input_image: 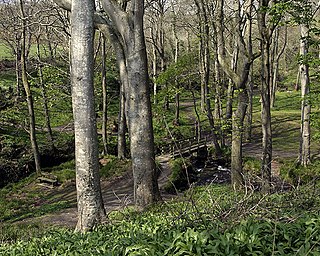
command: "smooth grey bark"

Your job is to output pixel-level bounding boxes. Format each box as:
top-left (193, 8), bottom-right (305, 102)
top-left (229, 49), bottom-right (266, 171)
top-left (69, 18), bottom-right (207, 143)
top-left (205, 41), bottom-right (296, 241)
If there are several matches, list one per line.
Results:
top-left (117, 80), bottom-right (127, 159)
top-left (70, 0), bottom-right (105, 231)
top-left (231, 90), bottom-right (248, 189)
top-left (101, 0), bottom-right (161, 208)
top-left (299, 24), bottom-right (311, 166)
top-left (19, 0), bottom-right (41, 175)
top-left (215, 0), bottom-right (255, 188)
top-left (55, 0), bottom-right (161, 208)
top-left (152, 43), bottom-right (158, 104)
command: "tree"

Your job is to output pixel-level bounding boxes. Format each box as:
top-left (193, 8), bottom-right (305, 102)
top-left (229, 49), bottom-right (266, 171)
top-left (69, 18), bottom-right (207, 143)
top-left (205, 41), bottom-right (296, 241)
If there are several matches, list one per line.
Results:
top-left (70, 0), bottom-right (105, 231)
top-left (55, 0), bottom-right (161, 209)
top-left (214, 0), bottom-right (257, 188)
top-left (299, 23), bottom-right (311, 167)
top-left (257, 0), bottom-right (275, 192)
top-left (194, 0), bottom-right (222, 155)
top-left (19, 0), bottom-right (41, 175)
top-left (100, 33), bottom-right (108, 156)
top-left (293, 0), bottom-right (316, 167)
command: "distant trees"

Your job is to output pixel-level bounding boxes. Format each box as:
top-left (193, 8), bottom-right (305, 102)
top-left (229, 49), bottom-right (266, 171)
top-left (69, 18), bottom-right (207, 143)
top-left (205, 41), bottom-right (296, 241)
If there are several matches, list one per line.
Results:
top-left (1, 0), bottom-right (317, 231)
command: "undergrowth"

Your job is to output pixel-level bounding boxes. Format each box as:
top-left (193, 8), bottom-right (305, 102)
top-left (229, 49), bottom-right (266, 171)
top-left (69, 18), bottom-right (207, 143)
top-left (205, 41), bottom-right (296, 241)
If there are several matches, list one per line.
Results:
top-left (1, 184), bottom-right (320, 255)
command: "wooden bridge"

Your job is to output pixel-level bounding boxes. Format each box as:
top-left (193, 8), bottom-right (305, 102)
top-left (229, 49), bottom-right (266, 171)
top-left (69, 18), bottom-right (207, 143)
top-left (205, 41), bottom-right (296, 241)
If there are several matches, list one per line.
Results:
top-left (159, 136), bottom-right (209, 159)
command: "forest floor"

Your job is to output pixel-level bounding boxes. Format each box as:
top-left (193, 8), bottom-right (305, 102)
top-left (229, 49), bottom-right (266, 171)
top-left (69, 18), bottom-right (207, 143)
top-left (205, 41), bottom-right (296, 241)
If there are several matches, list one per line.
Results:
top-left (13, 135), bottom-right (300, 229)
top-left (7, 94), bottom-right (316, 229)
top-left (15, 154), bottom-right (175, 228)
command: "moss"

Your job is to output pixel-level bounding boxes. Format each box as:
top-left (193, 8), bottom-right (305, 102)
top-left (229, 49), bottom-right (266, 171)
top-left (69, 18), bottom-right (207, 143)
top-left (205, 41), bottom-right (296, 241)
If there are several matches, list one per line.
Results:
top-left (164, 158), bottom-right (192, 194)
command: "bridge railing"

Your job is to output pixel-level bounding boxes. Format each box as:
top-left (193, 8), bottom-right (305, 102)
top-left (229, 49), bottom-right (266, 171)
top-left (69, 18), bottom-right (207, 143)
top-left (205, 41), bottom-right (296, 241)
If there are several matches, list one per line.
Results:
top-left (159, 135), bottom-right (209, 158)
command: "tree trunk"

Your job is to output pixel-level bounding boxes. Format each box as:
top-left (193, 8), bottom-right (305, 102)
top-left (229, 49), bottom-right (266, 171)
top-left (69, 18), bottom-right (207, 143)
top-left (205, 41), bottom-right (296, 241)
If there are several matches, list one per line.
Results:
top-left (117, 77), bottom-right (127, 159)
top-left (70, 0), bottom-right (105, 231)
top-left (299, 24), bottom-right (311, 166)
top-left (244, 66), bottom-right (253, 142)
top-left (231, 90), bottom-right (248, 189)
top-left (101, 33), bottom-right (108, 156)
top-left (271, 26), bottom-right (287, 107)
top-left (126, 28), bottom-right (161, 208)
top-left (152, 43), bottom-right (158, 105)
top-left (15, 47), bottom-right (21, 100)
top-left (19, 0), bottom-right (41, 175)
top-left (258, 1), bottom-right (272, 192)
top-left (36, 37), bottom-right (56, 153)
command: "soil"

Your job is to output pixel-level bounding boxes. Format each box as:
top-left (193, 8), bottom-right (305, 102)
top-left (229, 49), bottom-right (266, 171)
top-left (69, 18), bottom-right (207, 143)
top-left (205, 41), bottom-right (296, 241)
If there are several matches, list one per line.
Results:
top-left (17, 154), bottom-right (175, 228)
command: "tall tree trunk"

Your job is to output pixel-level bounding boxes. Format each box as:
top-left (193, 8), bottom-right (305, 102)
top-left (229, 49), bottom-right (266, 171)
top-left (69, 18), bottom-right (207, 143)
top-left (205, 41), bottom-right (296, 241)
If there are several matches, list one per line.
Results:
top-left (244, 66), bottom-right (253, 142)
top-left (258, 0), bottom-right (272, 192)
top-left (19, 0), bottom-right (41, 174)
top-left (172, 5), bottom-right (180, 125)
top-left (36, 36), bottom-right (56, 153)
top-left (126, 26), bottom-right (161, 208)
top-left (299, 24), bottom-right (311, 166)
top-left (71, 0), bottom-right (105, 231)
top-left (15, 46), bottom-right (21, 100)
top-left (101, 33), bottom-right (108, 156)
top-left (56, 0), bottom-right (161, 209)
top-left (271, 26), bottom-right (287, 107)
top-left (152, 42), bottom-right (158, 105)
top-left (231, 90), bottom-right (248, 189)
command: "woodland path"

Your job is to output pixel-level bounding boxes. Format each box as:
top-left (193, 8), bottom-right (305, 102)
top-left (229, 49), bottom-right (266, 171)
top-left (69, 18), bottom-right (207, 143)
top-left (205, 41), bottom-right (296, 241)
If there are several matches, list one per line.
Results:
top-left (18, 154), bottom-right (175, 228)
top-left (16, 99), bottom-right (303, 228)
top-left (18, 137), bottom-right (298, 228)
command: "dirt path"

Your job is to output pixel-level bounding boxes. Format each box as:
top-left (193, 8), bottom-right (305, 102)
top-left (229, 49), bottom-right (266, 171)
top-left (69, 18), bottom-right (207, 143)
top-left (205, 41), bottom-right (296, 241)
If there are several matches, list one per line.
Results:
top-left (20, 154), bottom-right (174, 228)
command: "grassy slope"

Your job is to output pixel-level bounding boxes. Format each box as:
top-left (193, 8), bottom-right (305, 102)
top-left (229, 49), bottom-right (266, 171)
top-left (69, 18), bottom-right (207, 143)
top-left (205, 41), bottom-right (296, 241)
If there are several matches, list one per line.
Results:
top-left (1, 44), bottom-right (320, 253)
top-left (0, 90), bottom-right (320, 254)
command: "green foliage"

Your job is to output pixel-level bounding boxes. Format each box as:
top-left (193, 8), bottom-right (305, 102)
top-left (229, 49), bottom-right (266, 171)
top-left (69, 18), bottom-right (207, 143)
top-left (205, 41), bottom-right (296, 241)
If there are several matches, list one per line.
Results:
top-left (243, 157), bottom-right (261, 176)
top-left (99, 155), bottom-right (131, 178)
top-left (50, 160), bottom-right (75, 183)
top-left (1, 185), bottom-right (320, 255)
top-left (0, 43), bottom-right (13, 60)
top-left (0, 223), bottom-right (50, 245)
top-left (164, 158), bottom-right (192, 193)
top-left (280, 160), bottom-right (320, 185)
top-left (156, 53), bottom-right (198, 87)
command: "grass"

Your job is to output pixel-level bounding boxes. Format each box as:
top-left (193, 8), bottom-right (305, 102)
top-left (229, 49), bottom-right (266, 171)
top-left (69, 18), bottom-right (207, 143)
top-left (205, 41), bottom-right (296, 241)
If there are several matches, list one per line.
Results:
top-left (0, 170), bottom-right (75, 224)
top-left (0, 43), bottom-right (13, 60)
top-left (0, 71), bottom-right (16, 90)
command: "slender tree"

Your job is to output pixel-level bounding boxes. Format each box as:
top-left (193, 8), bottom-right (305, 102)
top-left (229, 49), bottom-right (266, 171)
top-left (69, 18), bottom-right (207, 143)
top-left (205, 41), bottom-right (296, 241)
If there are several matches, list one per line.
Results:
top-left (299, 23), bottom-right (311, 166)
top-left (19, 0), bottom-right (41, 174)
top-left (101, 33), bottom-right (108, 156)
top-left (214, 0), bottom-right (257, 188)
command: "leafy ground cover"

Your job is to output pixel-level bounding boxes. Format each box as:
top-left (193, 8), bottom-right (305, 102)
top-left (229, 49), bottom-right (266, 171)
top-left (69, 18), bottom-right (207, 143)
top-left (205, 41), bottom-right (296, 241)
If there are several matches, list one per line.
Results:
top-left (1, 184), bottom-right (320, 255)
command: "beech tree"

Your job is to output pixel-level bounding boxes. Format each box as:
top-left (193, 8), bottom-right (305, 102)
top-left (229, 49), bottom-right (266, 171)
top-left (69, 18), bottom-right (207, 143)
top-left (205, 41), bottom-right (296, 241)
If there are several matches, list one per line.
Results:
top-left (55, 0), bottom-right (161, 209)
top-left (70, 0), bottom-right (105, 231)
